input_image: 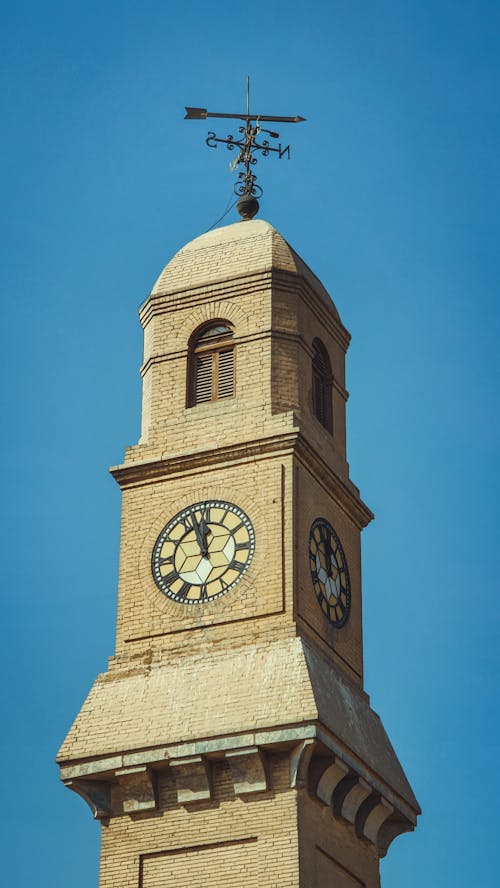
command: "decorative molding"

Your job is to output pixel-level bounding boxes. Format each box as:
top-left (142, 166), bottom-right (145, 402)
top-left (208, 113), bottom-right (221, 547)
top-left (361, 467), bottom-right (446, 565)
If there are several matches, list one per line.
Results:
top-left (173, 299), bottom-right (250, 351)
top-left (59, 723), bottom-right (417, 856)
top-left (110, 430), bottom-right (372, 530)
top-left (110, 430), bottom-right (298, 488)
top-left (271, 273), bottom-right (350, 352)
top-left (59, 755), bottom-right (123, 781)
top-left (123, 748), bottom-right (169, 768)
top-left (378, 815), bottom-right (415, 858)
top-left (139, 267), bottom-right (350, 353)
top-left (140, 271), bottom-right (269, 327)
top-left (64, 779), bottom-right (111, 820)
top-left (290, 738), bottom-right (316, 788)
top-left (294, 434), bottom-right (373, 528)
top-left (358, 796), bottom-right (394, 845)
top-left (338, 777), bottom-right (372, 825)
top-left (316, 757), bottom-right (350, 806)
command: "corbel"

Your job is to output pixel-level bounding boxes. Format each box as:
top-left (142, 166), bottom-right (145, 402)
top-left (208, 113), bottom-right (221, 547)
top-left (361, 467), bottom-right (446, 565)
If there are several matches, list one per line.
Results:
top-left (334, 776), bottom-right (371, 824)
top-left (115, 765), bottom-right (157, 813)
top-left (289, 738), bottom-right (316, 789)
top-left (169, 755), bottom-right (212, 804)
top-left (225, 747), bottom-right (267, 795)
top-left (316, 757), bottom-right (350, 807)
top-left (64, 778), bottom-right (111, 820)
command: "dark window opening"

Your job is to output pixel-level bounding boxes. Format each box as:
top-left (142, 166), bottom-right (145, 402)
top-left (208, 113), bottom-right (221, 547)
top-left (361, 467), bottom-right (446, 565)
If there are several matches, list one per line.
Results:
top-left (312, 338), bottom-right (333, 434)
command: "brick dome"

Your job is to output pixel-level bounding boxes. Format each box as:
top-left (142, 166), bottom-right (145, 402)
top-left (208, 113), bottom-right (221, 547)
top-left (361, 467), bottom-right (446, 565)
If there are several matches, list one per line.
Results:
top-left (150, 219), bottom-right (340, 320)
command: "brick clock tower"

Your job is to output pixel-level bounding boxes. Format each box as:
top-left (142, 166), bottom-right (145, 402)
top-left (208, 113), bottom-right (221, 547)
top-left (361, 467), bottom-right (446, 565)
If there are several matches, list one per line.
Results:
top-left (57, 219), bottom-right (419, 887)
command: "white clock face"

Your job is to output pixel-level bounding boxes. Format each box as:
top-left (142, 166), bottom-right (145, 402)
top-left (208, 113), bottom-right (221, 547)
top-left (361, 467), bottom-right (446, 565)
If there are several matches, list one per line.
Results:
top-left (151, 500), bottom-right (255, 604)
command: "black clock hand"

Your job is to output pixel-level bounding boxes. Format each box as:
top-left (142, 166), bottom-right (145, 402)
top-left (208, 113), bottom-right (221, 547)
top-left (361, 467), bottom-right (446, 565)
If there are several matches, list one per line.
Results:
top-left (192, 514), bottom-right (210, 557)
top-left (199, 519), bottom-right (210, 557)
top-left (324, 537), bottom-right (333, 578)
top-left (192, 515), bottom-right (206, 555)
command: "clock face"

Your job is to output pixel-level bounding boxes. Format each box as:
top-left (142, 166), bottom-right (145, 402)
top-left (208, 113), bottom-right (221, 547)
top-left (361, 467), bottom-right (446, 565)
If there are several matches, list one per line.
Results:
top-left (309, 518), bottom-right (351, 628)
top-left (151, 500), bottom-right (255, 604)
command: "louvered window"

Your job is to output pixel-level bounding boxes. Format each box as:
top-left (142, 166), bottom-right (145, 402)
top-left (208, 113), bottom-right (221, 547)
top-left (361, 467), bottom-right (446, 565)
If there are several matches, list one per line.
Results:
top-left (312, 339), bottom-right (333, 434)
top-left (217, 348), bottom-right (234, 398)
top-left (194, 353), bottom-right (213, 403)
top-left (189, 323), bottom-right (235, 406)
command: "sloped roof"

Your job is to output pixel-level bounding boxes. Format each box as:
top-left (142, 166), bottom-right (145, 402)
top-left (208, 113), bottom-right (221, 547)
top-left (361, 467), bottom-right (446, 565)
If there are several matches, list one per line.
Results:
top-left (150, 219), bottom-right (340, 320)
top-left (57, 636), bottom-right (418, 813)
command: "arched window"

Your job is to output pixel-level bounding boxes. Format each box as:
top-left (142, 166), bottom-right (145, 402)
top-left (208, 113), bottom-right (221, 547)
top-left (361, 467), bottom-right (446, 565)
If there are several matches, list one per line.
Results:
top-left (312, 338), bottom-right (333, 433)
top-left (188, 322), bottom-right (235, 406)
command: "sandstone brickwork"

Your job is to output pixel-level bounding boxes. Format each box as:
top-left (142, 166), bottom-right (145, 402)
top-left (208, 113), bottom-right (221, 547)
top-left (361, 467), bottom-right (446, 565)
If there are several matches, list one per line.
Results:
top-left (57, 219), bottom-right (419, 887)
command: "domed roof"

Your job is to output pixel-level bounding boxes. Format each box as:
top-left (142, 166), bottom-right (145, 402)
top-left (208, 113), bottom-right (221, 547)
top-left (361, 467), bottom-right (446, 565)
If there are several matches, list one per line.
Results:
top-left (150, 219), bottom-right (339, 320)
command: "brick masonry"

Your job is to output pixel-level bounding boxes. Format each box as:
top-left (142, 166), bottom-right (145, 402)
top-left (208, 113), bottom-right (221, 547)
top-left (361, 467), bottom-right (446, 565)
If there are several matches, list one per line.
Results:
top-left (57, 219), bottom-right (419, 887)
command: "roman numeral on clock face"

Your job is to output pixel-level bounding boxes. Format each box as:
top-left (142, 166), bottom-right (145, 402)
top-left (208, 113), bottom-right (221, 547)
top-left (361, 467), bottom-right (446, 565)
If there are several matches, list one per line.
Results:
top-left (234, 541), bottom-right (250, 552)
top-left (176, 581), bottom-right (191, 600)
top-left (199, 505), bottom-right (211, 522)
top-left (231, 521), bottom-right (244, 534)
top-left (160, 569), bottom-right (178, 587)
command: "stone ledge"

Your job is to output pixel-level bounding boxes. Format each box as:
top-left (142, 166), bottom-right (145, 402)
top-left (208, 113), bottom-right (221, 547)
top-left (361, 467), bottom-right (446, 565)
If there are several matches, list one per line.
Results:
top-left (61, 725), bottom-right (416, 856)
top-left (109, 429), bottom-right (299, 487)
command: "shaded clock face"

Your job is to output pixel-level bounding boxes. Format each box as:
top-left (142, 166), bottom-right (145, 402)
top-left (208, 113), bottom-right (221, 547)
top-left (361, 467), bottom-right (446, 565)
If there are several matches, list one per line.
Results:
top-left (309, 518), bottom-right (351, 628)
top-left (151, 500), bottom-right (255, 604)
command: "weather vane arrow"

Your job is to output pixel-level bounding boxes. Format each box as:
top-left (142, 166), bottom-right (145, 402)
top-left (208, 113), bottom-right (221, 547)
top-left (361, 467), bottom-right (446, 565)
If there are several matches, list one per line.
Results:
top-left (184, 77), bottom-right (306, 220)
top-left (185, 107), bottom-right (306, 124)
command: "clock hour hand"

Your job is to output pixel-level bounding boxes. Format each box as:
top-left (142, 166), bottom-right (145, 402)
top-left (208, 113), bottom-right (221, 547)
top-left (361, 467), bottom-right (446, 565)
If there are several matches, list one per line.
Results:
top-left (192, 515), bottom-right (205, 554)
top-left (193, 514), bottom-right (209, 558)
top-left (324, 538), bottom-right (333, 578)
top-left (199, 518), bottom-right (210, 557)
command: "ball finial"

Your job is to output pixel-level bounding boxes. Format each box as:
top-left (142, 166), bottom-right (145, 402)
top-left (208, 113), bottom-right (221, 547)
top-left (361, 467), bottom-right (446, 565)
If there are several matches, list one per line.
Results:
top-left (237, 194), bottom-right (260, 220)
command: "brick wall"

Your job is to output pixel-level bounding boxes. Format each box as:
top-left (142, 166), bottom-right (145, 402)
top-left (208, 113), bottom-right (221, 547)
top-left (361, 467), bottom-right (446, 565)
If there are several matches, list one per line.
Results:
top-left (99, 753), bottom-right (299, 888)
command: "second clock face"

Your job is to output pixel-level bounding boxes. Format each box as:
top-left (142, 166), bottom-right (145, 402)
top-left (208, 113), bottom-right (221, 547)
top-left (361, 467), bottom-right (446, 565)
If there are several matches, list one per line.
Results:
top-left (151, 500), bottom-right (255, 604)
top-left (309, 518), bottom-right (351, 628)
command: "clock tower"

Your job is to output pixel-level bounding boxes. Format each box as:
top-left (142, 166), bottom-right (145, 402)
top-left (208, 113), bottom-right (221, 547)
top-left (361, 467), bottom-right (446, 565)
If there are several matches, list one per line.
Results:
top-left (57, 218), bottom-right (419, 887)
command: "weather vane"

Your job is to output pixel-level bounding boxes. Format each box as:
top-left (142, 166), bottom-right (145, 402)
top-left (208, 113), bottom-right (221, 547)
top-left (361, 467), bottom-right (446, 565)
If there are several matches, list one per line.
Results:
top-left (185, 76), bottom-right (305, 219)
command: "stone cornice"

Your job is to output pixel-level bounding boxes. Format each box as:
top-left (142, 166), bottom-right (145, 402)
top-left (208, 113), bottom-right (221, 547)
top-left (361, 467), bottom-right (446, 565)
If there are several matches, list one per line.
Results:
top-left (60, 723), bottom-right (417, 856)
top-left (272, 272), bottom-right (350, 352)
top-left (294, 433), bottom-right (373, 528)
top-left (110, 430), bottom-right (298, 488)
top-left (109, 431), bottom-right (372, 528)
top-left (139, 268), bottom-right (350, 353)
top-left (139, 271), bottom-right (268, 327)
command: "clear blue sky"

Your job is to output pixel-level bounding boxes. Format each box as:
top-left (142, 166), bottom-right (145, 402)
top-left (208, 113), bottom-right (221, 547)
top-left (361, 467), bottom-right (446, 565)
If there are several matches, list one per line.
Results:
top-left (1, 1), bottom-right (499, 885)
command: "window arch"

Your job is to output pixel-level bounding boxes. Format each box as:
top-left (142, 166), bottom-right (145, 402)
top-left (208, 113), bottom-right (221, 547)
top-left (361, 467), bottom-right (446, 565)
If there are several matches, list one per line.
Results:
top-left (188, 322), bottom-right (235, 406)
top-left (312, 338), bottom-right (333, 433)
